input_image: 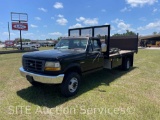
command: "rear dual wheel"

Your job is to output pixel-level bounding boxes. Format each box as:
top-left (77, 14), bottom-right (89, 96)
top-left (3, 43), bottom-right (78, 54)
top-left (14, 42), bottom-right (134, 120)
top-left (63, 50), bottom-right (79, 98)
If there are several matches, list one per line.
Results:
top-left (122, 58), bottom-right (131, 70)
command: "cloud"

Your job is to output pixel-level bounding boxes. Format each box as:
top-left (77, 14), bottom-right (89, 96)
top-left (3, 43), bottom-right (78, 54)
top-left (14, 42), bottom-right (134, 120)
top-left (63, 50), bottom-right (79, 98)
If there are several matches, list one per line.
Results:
top-left (38, 8), bottom-right (47, 12)
top-left (58, 14), bottom-right (64, 18)
top-left (84, 18), bottom-right (98, 25)
top-left (69, 23), bottom-right (83, 28)
top-left (105, 23), bottom-right (116, 31)
top-left (24, 33), bottom-right (34, 36)
top-left (56, 18), bottom-right (68, 25)
top-left (153, 8), bottom-right (158, 13)
top-left (118, 22), bottom-right (130, 30)
top-left (76, 17), bottom-right (85, 22)
top-left (126, 0), bottom-right (158, 7)
top-left (48, 32), bottom-right (62, 36)
top-left (2, 32), bottom-right (9, 35)
top-left (31, 24), bottom-right (38, 28)
top-left (137, 20), bottom-right (160, 31)
top-left (76, 17), bottom-right (98, 25)
top-left (105, 23), bottom-right (109, 25)
top-left (35, 17), bottom-right (41, 20)
top-left (56, 15), bottom-right (68, 25)
top-left (53, 2), bottom-right (63, 9)
top-left (41, 34), bottom-right (46, 37)
top-left (112, 18), bottom-right (124, 24)
top-left (120, 7), bottom-right (131, 12)
top-left (2, 32), bottom-right (15, 36)
top-left (112, 18), bottom-right (134, 32)
top-left (111, 26), bottom-right (116, 31)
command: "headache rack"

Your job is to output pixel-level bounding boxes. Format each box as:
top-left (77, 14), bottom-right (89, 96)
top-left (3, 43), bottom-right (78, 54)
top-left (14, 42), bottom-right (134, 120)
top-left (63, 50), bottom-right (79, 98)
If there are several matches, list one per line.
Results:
top-left (68, 25), bottom-right (138, 58)
top-left (68, 25), bottom-right (111, 58)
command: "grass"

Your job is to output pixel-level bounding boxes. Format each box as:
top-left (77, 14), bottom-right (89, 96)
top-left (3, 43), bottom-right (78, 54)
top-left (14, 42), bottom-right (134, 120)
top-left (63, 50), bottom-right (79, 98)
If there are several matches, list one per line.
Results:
top-left (0, 48), bottom-right (160, 120)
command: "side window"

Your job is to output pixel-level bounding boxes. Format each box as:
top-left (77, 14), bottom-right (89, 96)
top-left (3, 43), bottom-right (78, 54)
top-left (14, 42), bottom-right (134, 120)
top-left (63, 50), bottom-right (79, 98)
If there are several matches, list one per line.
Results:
top-left (73, 40), bottom-right (79, 47)
top-left (92, 40), bottom-right (101, 51)
top-left (88, 44), bottom-right (93, 52)
top-left (61, 40), bottom-right (69, 47)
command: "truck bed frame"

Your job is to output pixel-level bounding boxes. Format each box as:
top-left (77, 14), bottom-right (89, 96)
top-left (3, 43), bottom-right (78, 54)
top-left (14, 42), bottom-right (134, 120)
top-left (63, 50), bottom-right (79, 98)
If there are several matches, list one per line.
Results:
top-left (69, 25), bottom-right (138, 70)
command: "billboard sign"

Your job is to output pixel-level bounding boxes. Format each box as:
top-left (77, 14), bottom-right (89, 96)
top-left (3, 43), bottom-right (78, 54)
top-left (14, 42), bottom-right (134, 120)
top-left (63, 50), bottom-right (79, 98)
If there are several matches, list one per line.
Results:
top-left (12, 22), bottom-right (28, 31)
top-left (5, 40), bottom-right (14, 47)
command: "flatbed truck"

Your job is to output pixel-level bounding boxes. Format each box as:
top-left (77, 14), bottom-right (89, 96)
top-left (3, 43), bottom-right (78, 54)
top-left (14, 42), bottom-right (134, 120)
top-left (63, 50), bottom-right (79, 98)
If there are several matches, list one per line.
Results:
top-left (19, 25), bottom-right (138, 97)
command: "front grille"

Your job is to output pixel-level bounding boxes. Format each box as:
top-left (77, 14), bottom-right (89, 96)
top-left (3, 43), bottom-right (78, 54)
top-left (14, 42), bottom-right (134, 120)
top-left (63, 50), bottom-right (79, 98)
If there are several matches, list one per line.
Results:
top-left (23, 58), bottom-right (45, 72)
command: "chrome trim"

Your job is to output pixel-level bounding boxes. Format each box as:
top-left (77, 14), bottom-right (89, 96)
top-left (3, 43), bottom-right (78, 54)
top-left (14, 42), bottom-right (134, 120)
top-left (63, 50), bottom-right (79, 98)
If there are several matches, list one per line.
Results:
top-left (19, 67), bottom-right (64, 84)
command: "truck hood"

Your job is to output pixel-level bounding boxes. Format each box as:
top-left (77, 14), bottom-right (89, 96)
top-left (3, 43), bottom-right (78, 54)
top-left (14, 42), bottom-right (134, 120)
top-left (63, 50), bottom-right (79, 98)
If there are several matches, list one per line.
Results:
top-left (23, 49), bottom-right (85, 60)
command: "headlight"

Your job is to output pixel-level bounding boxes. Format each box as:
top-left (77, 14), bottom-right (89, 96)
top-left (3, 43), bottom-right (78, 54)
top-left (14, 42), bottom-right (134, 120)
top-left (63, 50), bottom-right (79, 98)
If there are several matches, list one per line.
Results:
top-left (45, 61), bottom-right (61, 71)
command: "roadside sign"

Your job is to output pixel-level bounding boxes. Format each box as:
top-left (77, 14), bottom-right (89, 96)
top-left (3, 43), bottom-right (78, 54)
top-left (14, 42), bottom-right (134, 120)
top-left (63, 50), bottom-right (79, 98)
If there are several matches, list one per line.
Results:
top-left (12, 22), bottom-right (28, 31)
top-left (5, 40), bottom-right (14, 47)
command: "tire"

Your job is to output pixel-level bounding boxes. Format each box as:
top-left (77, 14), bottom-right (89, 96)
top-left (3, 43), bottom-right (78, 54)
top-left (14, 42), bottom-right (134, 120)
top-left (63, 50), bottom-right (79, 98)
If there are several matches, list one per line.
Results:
top-left (61, 72), bottom-right (81, 97)
top-left (29, 81), bottom-right (42, 87)
top-left (122, 58), bottom-right (131, 71)
top-left (26, 75), bottom-right (43, 87)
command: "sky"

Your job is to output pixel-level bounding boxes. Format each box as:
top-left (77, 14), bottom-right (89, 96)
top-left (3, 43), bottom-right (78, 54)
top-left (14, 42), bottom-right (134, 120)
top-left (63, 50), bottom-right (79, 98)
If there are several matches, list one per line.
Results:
top-left (0, 0), bottom-right (160, 41)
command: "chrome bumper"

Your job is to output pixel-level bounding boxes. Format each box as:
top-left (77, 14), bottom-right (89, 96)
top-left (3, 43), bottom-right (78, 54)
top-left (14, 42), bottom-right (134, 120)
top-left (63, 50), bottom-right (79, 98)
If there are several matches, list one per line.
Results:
top-left (19, 67), bottom-right (64, 84)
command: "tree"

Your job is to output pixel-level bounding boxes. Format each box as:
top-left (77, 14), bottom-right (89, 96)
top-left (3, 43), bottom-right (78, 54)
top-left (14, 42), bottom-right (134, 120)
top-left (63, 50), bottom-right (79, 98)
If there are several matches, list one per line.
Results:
top-left (125, 30), bottom-right (136, 36)
top-left (24, 39), bottom-right (31, 42)
top-left (0, 40), bottom-right (2, 43)
top-left (57, 37), bottom-right (62, 41)
top-left (97, 34), bottom-right (105, 39)
top-left (153, 31), bottom-right (159, 35)
top-left (46, 38), bottom-right (53, 41)
top-left (14, 38), bottom-right (31, 43)
top-left (112, 30), bottom-right (136, 36)
top-left (112, 33), bottom-right (122, 36)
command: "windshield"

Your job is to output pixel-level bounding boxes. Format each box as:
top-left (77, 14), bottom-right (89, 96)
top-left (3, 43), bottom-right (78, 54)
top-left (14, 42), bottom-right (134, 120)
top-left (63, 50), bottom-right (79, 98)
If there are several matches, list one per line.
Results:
top-left (55, 38), bottom-right (88, 50)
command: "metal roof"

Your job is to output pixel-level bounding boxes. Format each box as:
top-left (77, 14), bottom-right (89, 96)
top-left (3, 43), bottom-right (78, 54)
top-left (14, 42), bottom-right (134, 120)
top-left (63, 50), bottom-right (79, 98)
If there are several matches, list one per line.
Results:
top-left (139, 34), bottom-right (160, 40)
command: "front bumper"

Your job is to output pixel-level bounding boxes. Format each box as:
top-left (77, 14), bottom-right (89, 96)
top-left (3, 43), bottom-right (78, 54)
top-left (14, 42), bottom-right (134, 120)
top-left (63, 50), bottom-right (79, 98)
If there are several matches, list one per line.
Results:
top-left (19, 67), bottom-right (64, 84)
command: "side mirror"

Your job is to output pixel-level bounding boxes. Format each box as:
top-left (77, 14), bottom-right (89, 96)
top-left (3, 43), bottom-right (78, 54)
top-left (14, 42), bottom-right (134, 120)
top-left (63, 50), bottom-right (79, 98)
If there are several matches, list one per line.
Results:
top-left (101, 43), bottom-right (107, 52)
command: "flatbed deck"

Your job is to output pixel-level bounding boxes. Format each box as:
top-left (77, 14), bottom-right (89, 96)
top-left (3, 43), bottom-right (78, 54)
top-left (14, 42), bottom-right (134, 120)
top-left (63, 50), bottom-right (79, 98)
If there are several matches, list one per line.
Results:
top-left (109, 50), bottom-right (134, 57)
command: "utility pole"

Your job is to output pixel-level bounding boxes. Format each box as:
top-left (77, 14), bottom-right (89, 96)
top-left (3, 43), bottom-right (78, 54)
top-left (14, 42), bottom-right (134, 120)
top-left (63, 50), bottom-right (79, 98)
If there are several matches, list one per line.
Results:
top-left (8, 22), bottom-right (10, 41)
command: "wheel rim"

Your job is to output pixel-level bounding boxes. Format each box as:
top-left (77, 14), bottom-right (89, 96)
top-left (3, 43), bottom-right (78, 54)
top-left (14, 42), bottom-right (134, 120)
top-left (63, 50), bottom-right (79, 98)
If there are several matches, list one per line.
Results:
top-left (127, 60), bottom-right (130, 69)
top-left (68, 77), bottom-right (78, 93)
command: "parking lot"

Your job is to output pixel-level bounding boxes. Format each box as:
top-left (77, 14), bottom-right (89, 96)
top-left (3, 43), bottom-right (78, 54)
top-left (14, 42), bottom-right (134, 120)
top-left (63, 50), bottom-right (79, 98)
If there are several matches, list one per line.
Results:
top-left (0, 44), bottom-right (5, 48)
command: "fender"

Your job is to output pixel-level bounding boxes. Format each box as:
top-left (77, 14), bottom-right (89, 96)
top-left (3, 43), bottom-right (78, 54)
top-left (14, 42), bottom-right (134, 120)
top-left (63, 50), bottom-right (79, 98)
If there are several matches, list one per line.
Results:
top-left (63, 63), bottom-right (82, 74)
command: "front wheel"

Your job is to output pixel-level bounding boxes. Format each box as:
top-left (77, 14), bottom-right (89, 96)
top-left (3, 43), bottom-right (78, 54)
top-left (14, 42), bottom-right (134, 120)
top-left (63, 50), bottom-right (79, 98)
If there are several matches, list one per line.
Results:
top-left (61, 72), bottom-right (81, 97)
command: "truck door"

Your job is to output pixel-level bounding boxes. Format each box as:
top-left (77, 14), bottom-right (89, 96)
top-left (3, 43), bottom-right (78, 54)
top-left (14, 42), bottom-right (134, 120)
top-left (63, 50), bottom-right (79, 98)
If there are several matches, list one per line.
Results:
top-left (85, 39), bottom-right (104, 70)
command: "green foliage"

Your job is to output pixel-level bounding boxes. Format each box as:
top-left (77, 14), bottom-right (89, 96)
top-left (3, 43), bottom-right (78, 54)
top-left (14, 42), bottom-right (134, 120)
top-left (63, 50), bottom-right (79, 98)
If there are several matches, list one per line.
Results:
top-left (153, 32), bottom-right (160, 35)
top-left (57, 37), bottom-right (62, 41)
top-left (97, 34), bottom-right (105, 39)
top-left (153, 32), bottom-right (157, 35)
top-left (46, 38), bottom-right (53, 41)
top-left (112, 30), bottom-right (137, 36)
top-left (14, 38), bottom-right (31, 42)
